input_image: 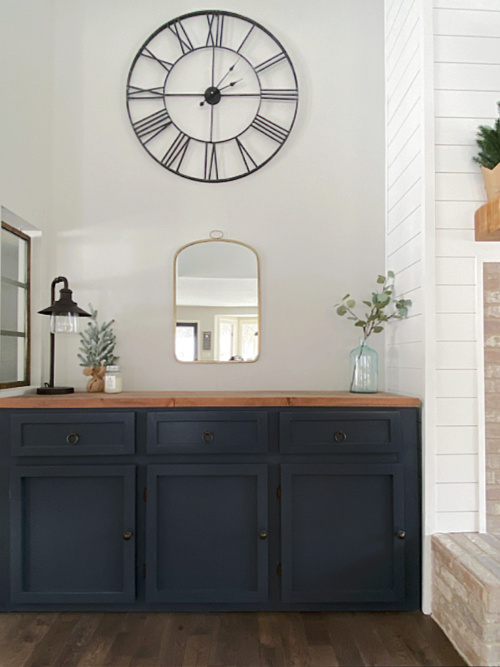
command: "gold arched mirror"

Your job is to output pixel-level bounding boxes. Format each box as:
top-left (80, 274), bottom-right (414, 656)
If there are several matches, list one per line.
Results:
top-left (174, 238), bottom-right (260, 362)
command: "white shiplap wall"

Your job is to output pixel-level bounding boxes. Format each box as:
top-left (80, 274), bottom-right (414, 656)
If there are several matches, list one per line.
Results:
top-left (433, 0), bottom-right (500, 532)
top-left (385, 0), bottom-right (426, 398)
top-left (385, 0), bottom-right (434, 612)
top-left (385, 0), bottom-right (500, 611)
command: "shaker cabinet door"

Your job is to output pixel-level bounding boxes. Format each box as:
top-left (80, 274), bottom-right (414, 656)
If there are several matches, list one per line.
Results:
top-left (146, 464), bottom-right (268, 604)
top-left (281, 463), bottom-right (406, 604)
top-left (10, 465), bottom-right (136, 604)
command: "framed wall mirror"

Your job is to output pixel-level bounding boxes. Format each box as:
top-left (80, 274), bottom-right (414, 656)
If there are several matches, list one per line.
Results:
top-left (174, 238), bottom-right (260, 363)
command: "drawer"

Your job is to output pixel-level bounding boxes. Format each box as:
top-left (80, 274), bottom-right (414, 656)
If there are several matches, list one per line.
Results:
top-left (10, 412), bottom-right (135, 456)
top-left (146, 411), bottom-right (268, 454)
top-left (279, 411), bottom-right (401, 454)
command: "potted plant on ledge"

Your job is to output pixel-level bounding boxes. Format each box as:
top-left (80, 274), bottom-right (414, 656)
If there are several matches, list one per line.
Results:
top-left (474, 101), bottom-right (500, 202)
top-left (77, 304), bottom-right (119, 392)
top-left (335, 272), bottom-right (411, 393)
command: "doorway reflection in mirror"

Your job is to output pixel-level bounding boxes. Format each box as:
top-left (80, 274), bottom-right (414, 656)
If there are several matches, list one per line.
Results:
top-left (174, 239), bottom-right (260, 363)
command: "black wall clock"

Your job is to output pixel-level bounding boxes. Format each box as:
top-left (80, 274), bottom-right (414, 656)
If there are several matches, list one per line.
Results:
top-left (126, 10), bottom-right (299, 183)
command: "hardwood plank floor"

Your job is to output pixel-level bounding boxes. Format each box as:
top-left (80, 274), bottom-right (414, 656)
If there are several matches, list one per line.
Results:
top-left (0, 612), bottom-right (466, 667)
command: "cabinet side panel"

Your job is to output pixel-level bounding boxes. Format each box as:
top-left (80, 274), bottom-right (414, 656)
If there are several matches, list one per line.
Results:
top-left (0, 412), bottom-right (9, 609)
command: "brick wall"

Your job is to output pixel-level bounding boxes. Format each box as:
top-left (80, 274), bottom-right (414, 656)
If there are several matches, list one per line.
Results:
top-left (432, 533), bottom-right (500, 666)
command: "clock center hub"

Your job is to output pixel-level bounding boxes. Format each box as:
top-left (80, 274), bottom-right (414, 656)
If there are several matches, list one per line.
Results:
top-left (204, 87), bottom-right (221, 106)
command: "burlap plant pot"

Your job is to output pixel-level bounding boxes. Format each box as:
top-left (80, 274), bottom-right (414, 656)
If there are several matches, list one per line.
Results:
top-left (83, 365), bottom-right (106, 392)
top-left (482, 164), bottom-right (500, 201)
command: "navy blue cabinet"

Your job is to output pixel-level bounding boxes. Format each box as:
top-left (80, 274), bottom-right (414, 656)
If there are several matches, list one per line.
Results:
top-left (146, 464), bottom-right (268, 603)
top-left (10, 465), bottom-right (136, 604)
top-left (146, 411), bottom-right (268, 454)
top-left (279, 410), bottom-right (402, 454)
top-left (281, 463), bottom-right (405, 604)
top-left (10, 411), bottom-right (135, 456)
top-left (0, 403), bottom-right (420, 611)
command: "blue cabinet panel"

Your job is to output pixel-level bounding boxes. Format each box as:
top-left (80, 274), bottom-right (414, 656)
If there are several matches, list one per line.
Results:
top-left (11, 465), bottom-right (136, 604)
top-left (146, 463), bottom-right (268, 603)
top-left (10, 412), bottom-right (135, 456)
top-left (281, 463), bottom-right (405, 603)
top-left (280, 411), bottom-right (401, 453)
top-left (146, 410), bottom-right (268, 454)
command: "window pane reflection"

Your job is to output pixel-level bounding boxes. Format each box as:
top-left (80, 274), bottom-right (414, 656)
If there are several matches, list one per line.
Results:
top-left (0, 334), bottom-right (25, 383)
top-left (175, 323), bottom-right (198, 362)
top-left (0, 222), bottom-right (30, 388)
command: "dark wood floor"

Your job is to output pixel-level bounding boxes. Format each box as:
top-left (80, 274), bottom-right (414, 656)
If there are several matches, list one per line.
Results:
top-left (0, 611), bottom-right (466, 667)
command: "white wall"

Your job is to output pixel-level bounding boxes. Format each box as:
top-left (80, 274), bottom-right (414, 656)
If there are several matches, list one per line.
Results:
top-left (43, 0), bottom-right (386, 392)
top-left (385, 0), bottom-right (500, 612)
top-left (0, 0), bottom-right (53, 391)
top-left (433, 0), bottom-right (500, 534)
top-left (384, 0), bottom-right (427, 397)
top-left (0, 0), bottom-right (52, 226)
top-left (385, 0), bottom-right (437, 613)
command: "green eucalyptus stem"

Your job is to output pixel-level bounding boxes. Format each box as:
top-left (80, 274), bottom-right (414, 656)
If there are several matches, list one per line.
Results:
top-left (335, 271), bottom-right (412, 391)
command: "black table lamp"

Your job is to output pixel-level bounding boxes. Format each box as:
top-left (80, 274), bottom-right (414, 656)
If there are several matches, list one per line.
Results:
top-left (37, 276), bottom-right (91, 394)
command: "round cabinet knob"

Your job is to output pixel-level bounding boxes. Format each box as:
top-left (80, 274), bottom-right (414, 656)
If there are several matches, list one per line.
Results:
top-left (258, 531), bottom-right (268, 540)
top-left (66, 432), bottom-right (79, 446)
top-left (202, 430), bottom-right (214, 444)
top-left (334, 430), bottom-right (347, 444)
top-left (396, 530), bottom-right (406, 539)
top-left (122, 531), bottom-right (133, 541)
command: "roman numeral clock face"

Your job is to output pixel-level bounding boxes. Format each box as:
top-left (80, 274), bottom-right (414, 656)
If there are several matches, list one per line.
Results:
top-left (126, 10), bottom-right (299, 182)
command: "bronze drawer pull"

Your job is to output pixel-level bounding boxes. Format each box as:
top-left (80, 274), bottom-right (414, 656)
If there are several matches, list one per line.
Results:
top-left (202, 430), bottom-right (214, 444)
top-left (396, 530), bottom-right (406, 539)
top-left (334, 430), bottom-right (347, 443)
top-left (122, 531), bottom-right (133, 541)
top-left (66, 432), bottom-right (79, 446)
top-left (259, 531), bottom-right (268, 540)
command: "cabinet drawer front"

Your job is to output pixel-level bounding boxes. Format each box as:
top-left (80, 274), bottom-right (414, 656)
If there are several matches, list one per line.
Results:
top-left (10, 412), bottom-right (135, 456)
top-left (146, 411), bottom-right (268, 454)
top-left (280, 411), bottom-right (401, 453)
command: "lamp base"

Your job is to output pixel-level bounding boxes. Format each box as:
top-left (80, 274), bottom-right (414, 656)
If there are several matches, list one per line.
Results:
top-left (37, 386), bottom-right (75, 395)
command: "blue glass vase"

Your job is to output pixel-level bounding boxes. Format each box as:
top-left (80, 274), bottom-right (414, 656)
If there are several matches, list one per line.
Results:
top-left (349, 339), bottom-right (378, 393)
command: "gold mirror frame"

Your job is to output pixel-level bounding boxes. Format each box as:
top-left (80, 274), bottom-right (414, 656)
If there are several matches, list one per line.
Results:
top-left (174, 238), bottom-right (260, 363)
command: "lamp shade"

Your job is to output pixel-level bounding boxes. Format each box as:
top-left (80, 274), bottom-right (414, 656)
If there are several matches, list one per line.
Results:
top-left (39, 285), bottom-right (91, 334)
top-left (38, 285), bottom-right (91, 317)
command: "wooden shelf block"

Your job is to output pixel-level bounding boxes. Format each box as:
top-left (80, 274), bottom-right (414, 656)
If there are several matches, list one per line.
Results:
top-left (475, 197), bottom-right (500, 241)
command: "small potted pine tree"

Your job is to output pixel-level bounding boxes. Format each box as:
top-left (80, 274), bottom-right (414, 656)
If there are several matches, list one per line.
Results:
top-left (474, 101), bottom-right (500, 201)
top-left (77, 304), bottom-right (119, 392)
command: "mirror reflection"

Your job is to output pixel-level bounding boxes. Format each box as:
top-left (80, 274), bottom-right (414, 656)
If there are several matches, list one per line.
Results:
top-left (174, 239), bottom-right (260, 363)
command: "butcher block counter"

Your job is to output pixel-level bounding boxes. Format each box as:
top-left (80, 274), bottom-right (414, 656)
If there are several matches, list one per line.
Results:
top-left (0, 390), bottom-right (421, 409)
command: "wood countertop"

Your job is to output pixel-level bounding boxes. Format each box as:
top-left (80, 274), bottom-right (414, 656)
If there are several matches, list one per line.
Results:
top-left (0, 391), bottom-right (421, 409)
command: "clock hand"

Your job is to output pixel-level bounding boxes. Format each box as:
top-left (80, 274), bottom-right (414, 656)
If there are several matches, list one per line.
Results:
top-left (215, 60), bottom-right (239, 89)
top-left (219, 78), bottom-right (243, 92)
top-left (200, 79), bottom-right (242, 107)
